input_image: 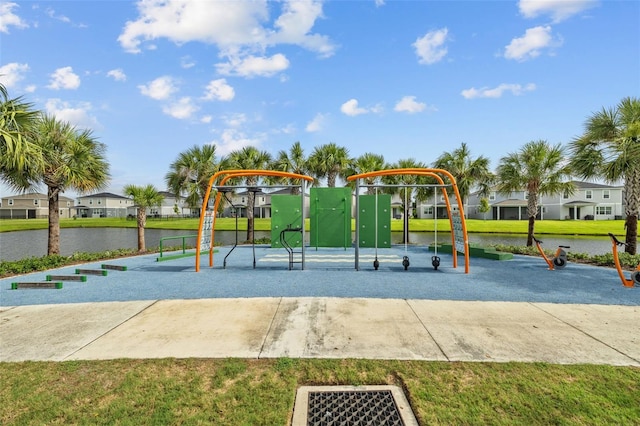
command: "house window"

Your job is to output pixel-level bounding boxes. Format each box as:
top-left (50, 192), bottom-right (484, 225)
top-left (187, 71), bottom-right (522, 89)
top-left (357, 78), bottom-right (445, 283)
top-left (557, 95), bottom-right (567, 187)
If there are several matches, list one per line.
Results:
top-left (97, 200), bottom-right (101, 205)
top-left (8, 199), bottom-right (14, 206)
top-left (596, 206), bottom-right (612, 215)
top-left (563, 190), bottom-right (570, 199)
top-left (89, 199), bottom-right (93, 205)
top-left (603, 190), bottom-right (610, 199)
top-left (150, 208), bottom-right (159, 215)
top-left (66, 201), bottom-right (71, 207)
top-left (241, 197), bottom-right (245, 203)
top-left (33, 199), bottom-right (39, 205)
top-left (585, 190), bottom-right (593, 199)
top-left (489, 192), bottom-right (496, 201)
top-left (423, 206), bottom-right (433, 215)
top-left (59, 209), bottom-right (64, 215)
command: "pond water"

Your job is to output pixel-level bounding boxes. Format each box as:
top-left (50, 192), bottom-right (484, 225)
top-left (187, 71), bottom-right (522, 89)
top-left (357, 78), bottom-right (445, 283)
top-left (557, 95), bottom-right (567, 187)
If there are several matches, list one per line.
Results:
top-left (0, 228), bottom-right (613, 262)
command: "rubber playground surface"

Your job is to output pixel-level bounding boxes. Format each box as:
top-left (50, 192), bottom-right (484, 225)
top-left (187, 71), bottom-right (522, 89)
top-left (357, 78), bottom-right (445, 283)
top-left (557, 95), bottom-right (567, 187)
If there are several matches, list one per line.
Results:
top-left (1, 245), bottom-right (639, 365)
top-left (2, 244), bottom-right (639, 307)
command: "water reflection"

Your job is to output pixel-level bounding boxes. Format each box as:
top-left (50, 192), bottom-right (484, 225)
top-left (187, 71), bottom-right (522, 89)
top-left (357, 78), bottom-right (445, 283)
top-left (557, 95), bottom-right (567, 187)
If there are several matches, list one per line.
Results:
top-left (0, 228), bottom-right (613, 262)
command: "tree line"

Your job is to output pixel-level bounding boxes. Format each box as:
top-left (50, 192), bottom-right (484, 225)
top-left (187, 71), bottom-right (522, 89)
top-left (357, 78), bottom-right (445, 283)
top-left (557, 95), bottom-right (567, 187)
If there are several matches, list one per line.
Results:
top-left (1, 83), bottom-right (638, 254)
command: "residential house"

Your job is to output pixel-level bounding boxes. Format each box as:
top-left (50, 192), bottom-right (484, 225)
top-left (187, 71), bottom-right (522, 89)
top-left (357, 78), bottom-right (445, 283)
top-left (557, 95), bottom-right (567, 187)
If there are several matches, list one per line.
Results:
top-left (0, 192), bottom-right (76, 219)
top-left (76, 192), bottom-right (133, 218)
top-left (126, 191), bottom-right (195, 218)
top-left (221, 188), bottom-right (312, 218)
top-left (463, 181), bottom-right (623, 220)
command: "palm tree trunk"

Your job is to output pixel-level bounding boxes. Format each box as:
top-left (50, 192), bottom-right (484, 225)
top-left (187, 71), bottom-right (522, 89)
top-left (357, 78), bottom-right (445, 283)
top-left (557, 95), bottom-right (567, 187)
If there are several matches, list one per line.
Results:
top-left (624, 169), bottom-right (640, 254)
top-left (137, 209), bottom-right (146, 252)
top-left (527, 216), bottom-right (535, 247)
top-left (47, 186), bottom-right (60, 255)
top-left (247, 193), bottom-right (255, 242)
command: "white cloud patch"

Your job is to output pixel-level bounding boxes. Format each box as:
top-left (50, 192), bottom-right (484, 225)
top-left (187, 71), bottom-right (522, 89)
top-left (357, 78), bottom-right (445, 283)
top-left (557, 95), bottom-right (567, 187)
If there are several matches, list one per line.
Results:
top-left (47, 67), bottom-right (81, 90)
top-left (394, 96), bottom-right (428, 114)
top-left (221, 113), bottom-right (247, 128)
top-left (504, 26), bottom-right (561, 61)
top-left (519, 0), bottom-right (597, 23)
top-left (0, 62), bottom-right (30, 88)
top-left (461, 83), bottom-right (537, 99)
top-left (138, 76), bottom-right (178, 100)
top-left (180, 56), bottom-right (196, 69)
top-left (118, 0), bottom-right (335, 77)
top-left (200, 115), bottom-right (213, 123)
top-left (340, 99), bottom-right (382, 116)
top-left (107, 68), bottom-right (127, 82)
top-left (0, 2), bottom-right (28, 33)
top-left (413, 28), bottom-right (449, 65)
top-left (162, 97), bottom-right (198, 119)
top-left (210, 128), bottom-right (262, 155)
top-left (202, 79), bottom-right (235, 101)
top-left (306, 113), bottom-right (326, 132)
top-left (44, 98), bottom-right (101, 129)
top-left (216, 53), bottom-right (290, 78)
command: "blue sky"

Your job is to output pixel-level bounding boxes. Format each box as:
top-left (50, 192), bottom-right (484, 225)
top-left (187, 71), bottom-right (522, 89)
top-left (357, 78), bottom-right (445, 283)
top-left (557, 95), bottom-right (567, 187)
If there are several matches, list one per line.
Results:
top-left (1, 0), bottom-right (638, 198)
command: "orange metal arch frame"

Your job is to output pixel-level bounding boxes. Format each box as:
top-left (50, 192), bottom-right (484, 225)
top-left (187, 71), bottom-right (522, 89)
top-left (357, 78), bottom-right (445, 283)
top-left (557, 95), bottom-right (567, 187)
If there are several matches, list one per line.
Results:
top-left (347, 168), bottom-right (470, 273)
top-left (195, 169), bottom-right (314, 271)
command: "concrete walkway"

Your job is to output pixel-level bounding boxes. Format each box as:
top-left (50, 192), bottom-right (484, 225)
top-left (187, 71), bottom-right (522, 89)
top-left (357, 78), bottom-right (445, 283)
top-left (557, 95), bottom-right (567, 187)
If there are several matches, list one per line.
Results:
top-left (1, 298), bottom-right (638, 365)
top-left (1, 246), bottom-right (639, 365)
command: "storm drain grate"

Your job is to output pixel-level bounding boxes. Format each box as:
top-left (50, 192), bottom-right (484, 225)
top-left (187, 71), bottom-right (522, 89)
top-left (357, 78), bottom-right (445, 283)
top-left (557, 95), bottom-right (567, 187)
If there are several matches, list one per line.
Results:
top-left (308, 390), bottom-right (403, 425)
top-left (292, 386), bottom-right (418, 426)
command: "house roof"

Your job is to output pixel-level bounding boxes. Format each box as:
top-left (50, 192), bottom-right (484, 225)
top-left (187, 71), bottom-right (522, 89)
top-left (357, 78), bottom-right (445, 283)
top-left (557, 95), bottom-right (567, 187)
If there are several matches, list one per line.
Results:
top-left (571, 180), bottom-right (622, 189)
top-left (492, 199), bottom-right (528, 207)
top-left (563, 200), bottom-right (597, 206)
top-left (79, 192), bottom-right (130, 199)
top-left (1, 192), bottom-right (74, 202)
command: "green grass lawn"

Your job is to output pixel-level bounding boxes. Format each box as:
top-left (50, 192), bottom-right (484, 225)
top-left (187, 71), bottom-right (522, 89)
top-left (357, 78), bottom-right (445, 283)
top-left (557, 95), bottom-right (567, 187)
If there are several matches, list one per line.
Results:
top-left (0, 217), bottom-right (627, 236)
top-left (0, 359), bottom-right (637, 425)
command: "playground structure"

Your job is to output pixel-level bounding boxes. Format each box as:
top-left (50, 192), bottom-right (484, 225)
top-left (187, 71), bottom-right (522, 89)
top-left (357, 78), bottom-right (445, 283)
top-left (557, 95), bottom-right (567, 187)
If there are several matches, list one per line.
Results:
top-left (195, 170), bottom-right (314, 272)
top-left (608, 233), bottom-right (640, 287)
top-left (348, 168), bottom-right (470, 273)
top-left (532, 235), bottom-right (569, 270)
top-left (196, 168), bottom-right (470, 274)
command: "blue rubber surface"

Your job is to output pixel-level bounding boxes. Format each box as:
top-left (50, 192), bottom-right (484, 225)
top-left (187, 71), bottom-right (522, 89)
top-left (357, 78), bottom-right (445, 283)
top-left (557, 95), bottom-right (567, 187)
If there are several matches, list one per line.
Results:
top-left (2, 245), bottom-right (638, 307)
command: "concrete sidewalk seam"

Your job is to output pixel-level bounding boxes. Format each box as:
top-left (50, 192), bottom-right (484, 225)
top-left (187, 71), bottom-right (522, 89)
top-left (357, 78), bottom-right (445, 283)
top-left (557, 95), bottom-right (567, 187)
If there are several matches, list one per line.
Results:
top-left (63, 300), bottom-right (160, 361)
top-left (258, 297), bottom-right (284, 359)
top-left (529, 303), bottom-right (640, 365)
top-left (405, 299), bottom-right (450, 361)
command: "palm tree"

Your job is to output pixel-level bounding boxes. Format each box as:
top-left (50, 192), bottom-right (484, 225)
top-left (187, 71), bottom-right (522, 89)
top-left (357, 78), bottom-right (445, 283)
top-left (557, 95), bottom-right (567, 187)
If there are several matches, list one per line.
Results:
top-left (345, 152), bottom-right (387, 194)
top-left (432, 142), bottom-right (494, 214)
top-left (569, 97), bottom-right (640, 254)
top-left (165, 144), bottom-right (222, 214)
top-left (308, 142), bottom-right (350, 187)
top-left (227, 146), bottom-right (272, 242)
top-left (123, 184), bottom-right (164, 252)
top-left (271, 141), bottom-right (312, 194)
top-left (2, 114), bottom-right (110, 255)
top-left (496, 140), bottom-right (574, 247)
top-left (381, 158), bottom-right (429, 243)
top-left (0, 83), bottom-right (41, 178)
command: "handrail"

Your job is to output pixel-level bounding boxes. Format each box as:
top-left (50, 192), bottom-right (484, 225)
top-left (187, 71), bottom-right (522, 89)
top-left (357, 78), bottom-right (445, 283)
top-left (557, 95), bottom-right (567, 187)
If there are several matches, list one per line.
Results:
top-left (158, 234), bottom-right (198, 258)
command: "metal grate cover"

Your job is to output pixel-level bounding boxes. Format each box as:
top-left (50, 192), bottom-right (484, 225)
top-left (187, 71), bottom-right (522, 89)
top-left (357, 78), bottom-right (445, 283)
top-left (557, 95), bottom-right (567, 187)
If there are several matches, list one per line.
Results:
top-left (307, 390), bottom-right (404, 426)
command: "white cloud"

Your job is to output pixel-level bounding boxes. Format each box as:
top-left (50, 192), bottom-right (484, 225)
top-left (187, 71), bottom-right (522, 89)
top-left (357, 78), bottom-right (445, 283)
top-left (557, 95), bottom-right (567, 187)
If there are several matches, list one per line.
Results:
top-left (413, 28), bottom-right (449, 65)
top-left (341, 99), bottom-right (367, 116)
top-left (138, 76), bottom-right (178, 100)
top-left (202, 79), bottom-right (235, 101)
top-left (375, 0), bottom-right (385, 7)
top-left (118, 0), bottom-right (334, 55)
top-left (306, 113), bottom-right (326, 132)
top-left (216, 53), bottom-right (290, 78)
top-left (47, 66), bottom-right (81, 90)
top-left (107, 68), bottom-right (127, 82)
top-left (394, 96), bottom-right (428, 114)
top-left (269, 0), bottom-right (336, 58)
top-left (222, 113), bottom-right (247, 128)
top-left (180, 56), bottom-right (196, 69)
top-left (461, 83), bottom-right (537, 99)
top-left (210, 128), bottom-right (262, 155)
top-left (44, 98), bottom-right (101, 129)
top-left (162, 97), bottom-right (198, 119)
top-left (0, 62), bottom-right (30, 88)
top-left (519, 0), bottom-right (597, 23)
top-left (200, 115), bottom-right (213, 123)
top-left (0, 2), bottom-right (28, 33)
top-left (504, 26), bottom-right (560, 61)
